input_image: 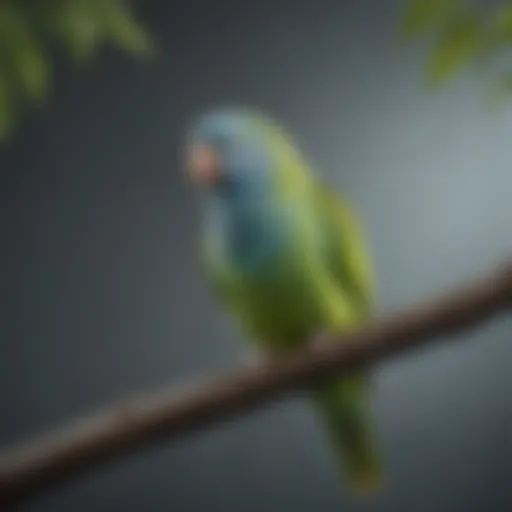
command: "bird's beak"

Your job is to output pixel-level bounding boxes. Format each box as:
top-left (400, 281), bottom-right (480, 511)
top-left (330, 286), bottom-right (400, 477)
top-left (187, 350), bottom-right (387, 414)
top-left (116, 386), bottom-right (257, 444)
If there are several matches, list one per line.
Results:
top-left (187, 143), bottom-right (220, 186)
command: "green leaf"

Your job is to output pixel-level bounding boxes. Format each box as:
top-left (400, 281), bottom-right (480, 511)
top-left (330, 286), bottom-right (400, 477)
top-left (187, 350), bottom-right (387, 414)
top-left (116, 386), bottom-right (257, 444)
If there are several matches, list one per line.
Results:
top-left (425, 14), bottom-right (481, 85)
top-left (399, 0), bottom-right (463, 39)
top-left (487, 4), bottom-right (512, 42)
top-left (11, 41), bottom-right (49, 102)
top-left (91, 0), bottom-right (153, 55)
top-left (49, 2), bottom-right (104, 63)
top-left (48, 1), bottom-right (153, 62)
top-left (0, 5), bottom-right (49, 102)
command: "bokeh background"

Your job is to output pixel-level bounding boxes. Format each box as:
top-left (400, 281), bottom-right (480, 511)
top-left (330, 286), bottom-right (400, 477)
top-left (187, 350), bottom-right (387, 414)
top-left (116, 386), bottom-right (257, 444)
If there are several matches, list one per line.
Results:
top-left (1, 0), bottom-right (512, 511)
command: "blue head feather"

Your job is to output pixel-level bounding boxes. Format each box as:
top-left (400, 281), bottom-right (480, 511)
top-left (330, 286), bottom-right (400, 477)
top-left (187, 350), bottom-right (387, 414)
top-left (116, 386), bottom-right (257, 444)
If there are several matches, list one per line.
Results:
top-left (190, 108), bottom-right (275, 203)
top-left (189, 107), bottom-right (291, 274)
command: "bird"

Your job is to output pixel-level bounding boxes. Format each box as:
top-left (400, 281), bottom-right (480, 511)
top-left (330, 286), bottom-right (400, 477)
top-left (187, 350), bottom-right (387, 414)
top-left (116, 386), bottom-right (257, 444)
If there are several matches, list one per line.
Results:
top-left (185, 106), bottom-right (382, 494)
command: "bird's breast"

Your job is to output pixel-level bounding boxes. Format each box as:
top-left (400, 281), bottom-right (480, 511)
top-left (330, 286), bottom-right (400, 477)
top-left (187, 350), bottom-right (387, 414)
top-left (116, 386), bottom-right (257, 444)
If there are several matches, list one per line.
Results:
top-left (208, 208), bottom-right (325, 350)
top-left (215, 203), bottom-right (291, 277)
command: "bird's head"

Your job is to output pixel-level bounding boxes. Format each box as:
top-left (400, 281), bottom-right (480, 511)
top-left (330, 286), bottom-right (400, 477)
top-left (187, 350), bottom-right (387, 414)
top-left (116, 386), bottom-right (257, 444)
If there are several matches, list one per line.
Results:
top-left (185, 107), bottom-right (304, 207)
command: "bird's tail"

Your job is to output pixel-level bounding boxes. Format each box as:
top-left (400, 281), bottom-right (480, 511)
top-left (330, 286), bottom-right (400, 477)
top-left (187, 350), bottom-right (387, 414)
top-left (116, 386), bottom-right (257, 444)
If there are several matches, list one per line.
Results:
top-left (312, 373), bottom-right (383, 495)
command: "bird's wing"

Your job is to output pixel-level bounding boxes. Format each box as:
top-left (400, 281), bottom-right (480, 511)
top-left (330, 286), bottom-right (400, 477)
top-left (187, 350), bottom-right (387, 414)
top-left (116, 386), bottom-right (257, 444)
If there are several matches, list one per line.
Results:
top-left (311, 179), bottom-right (375, 320)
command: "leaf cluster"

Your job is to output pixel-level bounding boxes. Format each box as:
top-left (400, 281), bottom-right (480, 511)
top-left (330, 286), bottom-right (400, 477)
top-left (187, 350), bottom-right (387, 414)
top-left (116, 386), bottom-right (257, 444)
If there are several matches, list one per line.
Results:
top-left (399, 0), bottom-right (512, 101)
top-left (0, 0), bottom-right (152, 141)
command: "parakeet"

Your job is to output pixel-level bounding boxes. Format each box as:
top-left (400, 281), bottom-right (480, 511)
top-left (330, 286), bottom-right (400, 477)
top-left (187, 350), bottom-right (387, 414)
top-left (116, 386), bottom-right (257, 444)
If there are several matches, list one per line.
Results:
top-left (186, 107), bottom-right (382, 494)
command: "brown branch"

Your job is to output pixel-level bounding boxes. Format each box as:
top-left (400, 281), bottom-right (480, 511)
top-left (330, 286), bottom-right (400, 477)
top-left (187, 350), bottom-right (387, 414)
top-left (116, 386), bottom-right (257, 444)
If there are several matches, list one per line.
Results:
top-left (1, 262), bottom-right (512, 509)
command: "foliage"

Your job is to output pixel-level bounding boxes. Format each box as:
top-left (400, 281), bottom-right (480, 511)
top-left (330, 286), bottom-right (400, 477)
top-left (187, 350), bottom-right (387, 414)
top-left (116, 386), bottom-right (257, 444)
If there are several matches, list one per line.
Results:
top-left (399, 0), bottom-right (512, 100)
top-left (0, 0), bottom-right (152, 141)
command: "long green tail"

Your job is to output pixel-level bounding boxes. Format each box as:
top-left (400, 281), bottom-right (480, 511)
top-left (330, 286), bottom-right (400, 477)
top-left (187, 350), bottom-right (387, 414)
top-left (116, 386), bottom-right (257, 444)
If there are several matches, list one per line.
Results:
top-left (312, 373), bottom-right (382, 495)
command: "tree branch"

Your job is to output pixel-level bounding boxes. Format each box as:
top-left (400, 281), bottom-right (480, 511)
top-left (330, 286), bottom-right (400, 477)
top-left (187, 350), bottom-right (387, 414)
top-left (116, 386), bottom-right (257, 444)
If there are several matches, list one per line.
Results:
top-left (1, 262), bottom-right (512, 509)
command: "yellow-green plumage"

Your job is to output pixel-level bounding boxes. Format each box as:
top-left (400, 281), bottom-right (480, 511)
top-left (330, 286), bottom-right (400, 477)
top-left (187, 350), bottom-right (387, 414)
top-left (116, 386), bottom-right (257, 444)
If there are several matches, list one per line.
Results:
top-left (195, 108), bottom-right (382, 494)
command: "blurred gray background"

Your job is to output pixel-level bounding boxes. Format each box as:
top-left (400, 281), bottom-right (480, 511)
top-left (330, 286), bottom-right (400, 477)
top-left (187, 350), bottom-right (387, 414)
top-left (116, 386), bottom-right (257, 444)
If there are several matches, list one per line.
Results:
top-left (1, 0), bottom-right (512, 511)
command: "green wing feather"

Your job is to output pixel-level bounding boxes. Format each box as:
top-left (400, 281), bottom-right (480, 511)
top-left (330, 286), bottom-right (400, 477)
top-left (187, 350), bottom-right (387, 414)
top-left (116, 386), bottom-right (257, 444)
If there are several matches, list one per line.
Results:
top-left (310, 178), bottom-right (382, 494)
top-left (311, 178), bottom-right (374, 321)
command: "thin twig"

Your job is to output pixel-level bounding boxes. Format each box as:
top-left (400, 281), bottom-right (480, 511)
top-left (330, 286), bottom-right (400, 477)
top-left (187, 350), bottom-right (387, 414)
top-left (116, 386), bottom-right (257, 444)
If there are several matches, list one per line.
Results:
top-left (1, 262), bottom-right (512, 509)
